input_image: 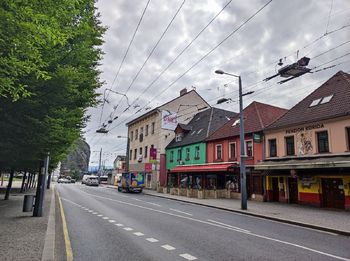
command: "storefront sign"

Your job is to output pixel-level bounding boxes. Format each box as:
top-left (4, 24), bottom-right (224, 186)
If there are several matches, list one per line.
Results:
top-left (161, 110), bottom-right (178, 130)
top-left (285, 123), bottom-right (324, 134)
top-left (253, 133), bottom-right (261, 143)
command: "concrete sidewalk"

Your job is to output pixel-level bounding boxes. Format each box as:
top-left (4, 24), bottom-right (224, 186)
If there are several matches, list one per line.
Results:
top-left (0, 185), bottom-right (55, 261)
top-left (107, 185), bottom-right (350, 236)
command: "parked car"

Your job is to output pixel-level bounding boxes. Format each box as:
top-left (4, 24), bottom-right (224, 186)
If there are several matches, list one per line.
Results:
top-left (82, 175), bottom-right (90, 184)
top-left (58, 177), bottom-right (70, 184)
top-left (86, 176), bottom-right (99, 186)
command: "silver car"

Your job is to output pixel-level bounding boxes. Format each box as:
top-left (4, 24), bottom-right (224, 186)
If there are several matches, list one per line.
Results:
top-left (86, 176), bottom-right (99, 186)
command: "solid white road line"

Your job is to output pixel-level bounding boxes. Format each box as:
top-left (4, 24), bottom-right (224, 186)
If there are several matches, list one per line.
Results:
top-left (133, 232), bottom-right (144, 236)
top-left (180, 253), bottom-right (198, 260)
top-left (161, 245), bottom-right (176, 251)
top-left (146, 238), bottom-right (159, 243)
top-left (169, 208), bottom-right (193, 216)
top-left (207, 219), bottom-right (250, 233)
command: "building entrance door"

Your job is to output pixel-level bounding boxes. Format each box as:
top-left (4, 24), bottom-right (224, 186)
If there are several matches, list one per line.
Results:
top-left (322, 178), bottom-right (345, 209)
top-left (288, 177), bottom-right (298, 204)
top-left (146, 173), bottom-right (152, 188)
top-left (272, 177), bottom-right (279, 202)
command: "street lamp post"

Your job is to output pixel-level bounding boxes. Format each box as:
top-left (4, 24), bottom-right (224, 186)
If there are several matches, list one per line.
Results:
top-left (215, 70), bottom-right (253, 210)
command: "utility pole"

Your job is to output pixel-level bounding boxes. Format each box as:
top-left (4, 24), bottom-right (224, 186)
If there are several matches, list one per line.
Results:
top-left (33, 152), bottom-right (50, 217)
top-left (98, 147), bottom-right (102, 182)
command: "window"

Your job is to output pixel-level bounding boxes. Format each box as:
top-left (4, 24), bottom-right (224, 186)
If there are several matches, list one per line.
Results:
top-left (130, 131), bottom-right (133, 141)
top-left (129, 150), bottom-right (132, 160)
top-left (229, 142), bottom-right (236, 160)
top-left (175, 133), bottom-right (182, 142)
top-left (215, 144), bottom-right (222, 160)
top-left (139, 147), bottom-right (142, 156)
top-left (185, 148), bottom-right (190, 161)
top-left (320, 94), bottom-right (333, 104)
top-left (317, 131), bottom-right (329, 153)
top-left (170, 151), bottom-right (174, 162)
top-left (140, 127), bottom-right (143, 134)
top-left (151, 122), bottom-right (155, 134)
top-left (195, 146), bottom-right (200, 159)
top-left (347, 127), bottom-right (350, 151)
top-left (285, 136), bottom-right (295, 156)
top-left (144, 146), bottom-right (148, 158)
top-left (145, 125), bottom-right (149, 136)
top-left (268, 139), bottom-right (277, 157)
top-left (134, 149), bottom-right (137, 159)
top-left (135, 129), bottom-right (138, 140)
top-left (177, 149), bottom-right (182, 162)
top-left (246, 140), bottom-right (253, 157)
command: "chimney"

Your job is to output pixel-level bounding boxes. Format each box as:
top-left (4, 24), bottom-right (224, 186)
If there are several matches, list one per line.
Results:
top-left (180, 88), bottom-right (187, 96)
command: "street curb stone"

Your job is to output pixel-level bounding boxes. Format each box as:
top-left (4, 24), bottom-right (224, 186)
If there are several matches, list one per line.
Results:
top-left (41, 186), bottom-right (55, 261)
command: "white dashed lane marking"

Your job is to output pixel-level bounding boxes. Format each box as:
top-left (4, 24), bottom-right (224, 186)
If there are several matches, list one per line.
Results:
top-left (180, 253), bottom-right (198, 260)
top-left (169, 208), bottom-right (193, 216)
top-left (133, 232), bottom-right (144, 236)
top-left (102, 217), bottom-right (109, 220)
top-left (97, 214), bottom-right (103, 217)
top-left (92, 212), bottom-right (98, 215)
top-left (146, 238), bottom-right (159, 243)
top-left (108, 220), bottom-right (116, 223)
top-left (161, 244), bottom-right (176, 251)
top-left (123, 227), bottom-right (133, 231)
top-left (115, 223), bottom-right (124, 227)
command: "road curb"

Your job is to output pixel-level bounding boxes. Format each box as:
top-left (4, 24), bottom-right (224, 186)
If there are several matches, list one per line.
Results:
top-left (41, 187), bottom-right (55, 261)
top-left (141, 191), bottom-right (350, 237)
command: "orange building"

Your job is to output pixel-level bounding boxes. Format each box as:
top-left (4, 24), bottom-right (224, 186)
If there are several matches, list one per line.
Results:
top-left (257, 71), bottom-right (350, 210)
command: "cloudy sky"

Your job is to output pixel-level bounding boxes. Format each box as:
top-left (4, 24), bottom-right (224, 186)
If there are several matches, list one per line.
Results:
top-left (85, 0), bottom-right (350, 167)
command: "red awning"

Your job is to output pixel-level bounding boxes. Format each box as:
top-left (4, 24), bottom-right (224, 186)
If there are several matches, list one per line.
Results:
top-left (170, 163), bottom-right (239, 173)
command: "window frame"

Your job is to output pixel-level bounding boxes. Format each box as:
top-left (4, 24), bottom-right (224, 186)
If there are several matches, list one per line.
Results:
top-left (177, 149), bottom-right (182, 162)
top-left (144, 146), bottom-right (148, 158)
top-left (195, 146), bottom-right (200, 160)
top-left (134, 148), bottom-right (137, 160)
top-left (145, 125), bottom-right (149, 136)
top-left (185, 148), bottom-right (190, 161)
top-left (170, 151), bottom-right (174, 162)
top-left (285, 136), bottom-right (295, 156)
top-left (317, 130), bottom-right (329, 153)
top-left (268, 138), bottom-right (277, 157)
top-left (151, 122), bottom-right (155, 134)
top-left (215, 144), bottom-right (223, 161)
top-left (228, 142), bottom-right (236, 160)
top-left (135, 129), bottom-right (138, 140)
top-left (130, 131), bottom-right (133, 141)
top-left (245, 140), bottom-right (253, 157)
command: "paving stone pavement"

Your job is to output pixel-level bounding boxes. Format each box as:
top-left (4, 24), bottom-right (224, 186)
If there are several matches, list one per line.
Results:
top-left (0, 186), bottom-right (52, 261)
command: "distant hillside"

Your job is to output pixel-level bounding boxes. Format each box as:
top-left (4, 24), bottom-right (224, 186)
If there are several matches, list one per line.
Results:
top-left (60, 138), bottom-right (90, 176)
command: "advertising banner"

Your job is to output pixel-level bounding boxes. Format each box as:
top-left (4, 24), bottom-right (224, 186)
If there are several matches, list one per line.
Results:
top-left (161, 110), bottom-right (177, 130)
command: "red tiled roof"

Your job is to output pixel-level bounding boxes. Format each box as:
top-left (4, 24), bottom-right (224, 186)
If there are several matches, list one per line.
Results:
top-left (207, 101), bottom-right (288, 141)
top-left (170, 163), bottom-right (238, 173)
top-left (267, 71), bottom-right (350, 130)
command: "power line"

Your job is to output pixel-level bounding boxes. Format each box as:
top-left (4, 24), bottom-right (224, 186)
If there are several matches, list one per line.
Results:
top-left (141, 0), bottom-right (273, 110)
top-left (107, 0), bottom-right (187, 122)
top-left (99, 0), bottom-right (151, 126)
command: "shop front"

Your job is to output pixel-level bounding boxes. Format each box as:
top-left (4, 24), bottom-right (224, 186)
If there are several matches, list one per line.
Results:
top-left (258, 157), bottom-right (350, 210)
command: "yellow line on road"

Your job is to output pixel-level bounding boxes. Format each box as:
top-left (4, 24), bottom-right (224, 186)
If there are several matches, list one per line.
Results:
top-left (57, 190), bottom-right (73, 261)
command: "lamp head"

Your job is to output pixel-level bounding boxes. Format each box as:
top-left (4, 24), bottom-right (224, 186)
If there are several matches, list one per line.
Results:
top-left (215, 70), bottom-right (225, 75)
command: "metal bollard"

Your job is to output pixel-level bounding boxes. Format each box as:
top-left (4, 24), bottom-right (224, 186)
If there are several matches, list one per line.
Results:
top-left (23, 195), bottom-right (35, 212)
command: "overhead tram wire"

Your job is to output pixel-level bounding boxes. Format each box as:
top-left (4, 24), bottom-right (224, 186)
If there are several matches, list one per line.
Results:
top-left (104, 0), bottom-right (234, 126)
top-left (106, 0), bottom-right (187, 123)
top-left (139, 0), bottom-right (273, 111)
top-left (98, 0), bottom-right (151, 126)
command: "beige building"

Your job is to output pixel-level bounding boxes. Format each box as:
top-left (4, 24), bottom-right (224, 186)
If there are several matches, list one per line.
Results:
top-left (257, 71), bottom-right (350, 210)
top-left (126, 89), bottom-right (209, 189)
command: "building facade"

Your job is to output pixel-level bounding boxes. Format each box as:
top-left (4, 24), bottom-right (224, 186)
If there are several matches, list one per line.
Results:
top-left (126, 89), bottom-right (209, 190)
top-left (257, 71), bottom-right (350, 210)
top-left (165, 107), bottom-right (235, 197)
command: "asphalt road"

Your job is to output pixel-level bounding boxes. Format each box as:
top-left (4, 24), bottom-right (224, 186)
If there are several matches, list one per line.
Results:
top-left (56, 184), bottom-right (350, 261)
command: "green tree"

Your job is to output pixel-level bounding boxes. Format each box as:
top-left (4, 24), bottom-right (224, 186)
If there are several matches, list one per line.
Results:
top-left (0, 0), bottom-right (105, 173)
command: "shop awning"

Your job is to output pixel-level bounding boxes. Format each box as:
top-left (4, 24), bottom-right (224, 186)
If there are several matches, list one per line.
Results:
top-left (170, 163), bottom-right (239, 173)
top-left (256, 156), bottom-right (350, 170)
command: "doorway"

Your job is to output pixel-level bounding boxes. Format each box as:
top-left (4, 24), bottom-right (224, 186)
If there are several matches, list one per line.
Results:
top-left (322, 178), bottom-right (345, 209)
top-left (288, 177), bottom-right (298, 204)
top-left (272, 177), bottom-right (279, 202)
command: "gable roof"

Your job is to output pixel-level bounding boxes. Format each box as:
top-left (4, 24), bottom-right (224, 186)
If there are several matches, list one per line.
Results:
top-left (166, 107), bottom-right (236, 149)
top-left (207, 101), bottom-right (288, 141)
top-left (267, 71), bottom-right (350, 130)
top-left (126, 90), bottom-right (209, 126)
